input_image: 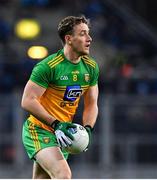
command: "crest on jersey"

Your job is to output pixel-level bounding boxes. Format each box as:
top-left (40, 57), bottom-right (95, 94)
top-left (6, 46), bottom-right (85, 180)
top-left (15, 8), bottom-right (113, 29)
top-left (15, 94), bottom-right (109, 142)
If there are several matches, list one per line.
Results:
top-left (43, 137), bottom-right (50, 144)
top-left (84, 74), bottom-right (90, 82)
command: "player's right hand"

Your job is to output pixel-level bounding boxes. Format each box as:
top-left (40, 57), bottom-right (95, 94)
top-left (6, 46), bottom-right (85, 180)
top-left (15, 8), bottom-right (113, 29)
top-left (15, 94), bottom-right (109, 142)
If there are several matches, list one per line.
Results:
top-left (51, 120), bottom-right (76, 148)
top-left (54, 129), bottom-right (72, 148)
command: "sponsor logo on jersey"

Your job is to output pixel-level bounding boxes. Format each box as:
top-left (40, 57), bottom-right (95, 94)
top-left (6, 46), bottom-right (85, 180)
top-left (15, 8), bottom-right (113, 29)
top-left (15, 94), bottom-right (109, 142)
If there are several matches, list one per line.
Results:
top-left (60, 75), bottom-right (68, 80)
top-left (63, 85), bottom-right (82, 102)
top-left (60, 101), bottom-right (75, 107)
top-left (84, 73), bottom-right (90, 82)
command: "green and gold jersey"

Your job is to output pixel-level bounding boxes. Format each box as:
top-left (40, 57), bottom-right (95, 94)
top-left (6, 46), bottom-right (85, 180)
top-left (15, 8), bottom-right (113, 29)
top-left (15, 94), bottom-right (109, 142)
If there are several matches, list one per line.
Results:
top-left (28, 49), bottom-right (99, 131)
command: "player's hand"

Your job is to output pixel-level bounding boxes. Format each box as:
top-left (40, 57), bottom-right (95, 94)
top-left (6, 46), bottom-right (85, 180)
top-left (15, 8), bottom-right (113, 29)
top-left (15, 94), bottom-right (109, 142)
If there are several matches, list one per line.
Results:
top-left (55, 129), bottom-right (73, 148)
top-left (51, 120), bottom-right (76, 147)
top-left (84, 125), bottom-right (93, 150)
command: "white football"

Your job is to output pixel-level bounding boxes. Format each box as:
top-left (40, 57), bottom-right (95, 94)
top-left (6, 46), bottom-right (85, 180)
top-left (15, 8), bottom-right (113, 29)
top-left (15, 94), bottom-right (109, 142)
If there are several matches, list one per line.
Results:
top-left (64, 123), bottom-right (89, 154)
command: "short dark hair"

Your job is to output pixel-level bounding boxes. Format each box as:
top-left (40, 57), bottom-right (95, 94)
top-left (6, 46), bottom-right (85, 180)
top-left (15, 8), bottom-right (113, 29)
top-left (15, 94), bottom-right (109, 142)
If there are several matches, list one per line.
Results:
top-left (58, 15), bottom-right (90, 44)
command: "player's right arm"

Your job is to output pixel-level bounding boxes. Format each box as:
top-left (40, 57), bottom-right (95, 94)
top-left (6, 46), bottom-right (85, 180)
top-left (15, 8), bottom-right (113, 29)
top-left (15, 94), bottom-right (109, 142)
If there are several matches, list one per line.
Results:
top-left (22, 59), bottom-right (76, 147)
top-left (21, 80), bottom-right (56, 126)
top-left (21, 80), bottom-right (75, 147)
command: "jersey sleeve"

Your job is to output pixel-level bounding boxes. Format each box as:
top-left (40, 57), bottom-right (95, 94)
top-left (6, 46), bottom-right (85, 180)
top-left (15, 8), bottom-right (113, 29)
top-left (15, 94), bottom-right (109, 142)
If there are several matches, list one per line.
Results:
top-left (90, 62), bottom-right (99, 86)
top-left (29, 62), bottom-right (51, 88)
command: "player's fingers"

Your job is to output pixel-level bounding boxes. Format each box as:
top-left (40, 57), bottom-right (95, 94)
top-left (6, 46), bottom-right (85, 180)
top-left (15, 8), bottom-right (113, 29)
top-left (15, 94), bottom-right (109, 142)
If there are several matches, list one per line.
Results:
top-left (64, 131), bottom-right (74, 140)
top-left (59, 136), bottom-right (72, 148)
top-left (64, 136), bottom-right (73, 146)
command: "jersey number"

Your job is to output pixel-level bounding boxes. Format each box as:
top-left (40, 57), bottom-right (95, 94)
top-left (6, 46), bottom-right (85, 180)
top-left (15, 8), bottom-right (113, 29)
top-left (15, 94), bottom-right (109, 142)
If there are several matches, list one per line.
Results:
top-left (73, 74), bottom-right (77, 81)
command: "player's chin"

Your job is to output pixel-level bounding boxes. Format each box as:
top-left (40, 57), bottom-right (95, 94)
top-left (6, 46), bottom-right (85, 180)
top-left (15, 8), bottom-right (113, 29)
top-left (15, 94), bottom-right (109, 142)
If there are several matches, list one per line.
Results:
top-left (82, 49), bottom-right (90, 55)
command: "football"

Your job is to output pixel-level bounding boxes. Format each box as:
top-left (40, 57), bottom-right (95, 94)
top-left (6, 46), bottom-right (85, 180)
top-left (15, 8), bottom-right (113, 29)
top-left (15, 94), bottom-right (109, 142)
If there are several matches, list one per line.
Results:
top-left (64, 123), bottom-right (89, 154)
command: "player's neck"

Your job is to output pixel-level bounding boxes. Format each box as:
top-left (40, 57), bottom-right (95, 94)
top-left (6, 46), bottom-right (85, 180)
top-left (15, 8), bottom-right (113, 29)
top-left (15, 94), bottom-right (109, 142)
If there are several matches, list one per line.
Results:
top-left (63, 46), bottom-right (81, 64)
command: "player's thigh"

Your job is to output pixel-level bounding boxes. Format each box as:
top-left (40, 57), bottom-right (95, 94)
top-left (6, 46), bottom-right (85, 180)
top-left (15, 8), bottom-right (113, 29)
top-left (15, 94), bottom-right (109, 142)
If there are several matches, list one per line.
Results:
top-left (32, 161), bottom-right (50, 179)
top-left (35, 146), bottom-right (71, 178)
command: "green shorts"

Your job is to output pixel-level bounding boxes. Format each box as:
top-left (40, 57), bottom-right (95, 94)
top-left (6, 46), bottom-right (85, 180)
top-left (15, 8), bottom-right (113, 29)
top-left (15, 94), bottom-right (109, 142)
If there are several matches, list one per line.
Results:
top-left (22, 120), bottom-right (69, 160)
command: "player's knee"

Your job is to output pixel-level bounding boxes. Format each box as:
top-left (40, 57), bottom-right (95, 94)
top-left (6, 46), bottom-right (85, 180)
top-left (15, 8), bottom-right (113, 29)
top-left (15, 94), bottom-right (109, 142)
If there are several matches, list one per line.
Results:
top-left (52, 168), bottom-right (72, 179)
top-left (59, 170), bottom-right (72, 179)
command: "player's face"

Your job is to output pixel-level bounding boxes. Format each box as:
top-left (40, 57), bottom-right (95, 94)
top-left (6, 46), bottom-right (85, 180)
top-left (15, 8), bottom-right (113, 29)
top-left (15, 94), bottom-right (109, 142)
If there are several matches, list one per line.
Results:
top-left (70, 23), bottom-right (92, 55)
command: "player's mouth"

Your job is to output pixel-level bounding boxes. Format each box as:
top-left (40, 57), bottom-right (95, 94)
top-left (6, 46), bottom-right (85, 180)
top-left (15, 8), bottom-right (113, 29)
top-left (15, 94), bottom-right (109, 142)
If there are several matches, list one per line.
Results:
top-left (85, 44), bottom-right (90, 49)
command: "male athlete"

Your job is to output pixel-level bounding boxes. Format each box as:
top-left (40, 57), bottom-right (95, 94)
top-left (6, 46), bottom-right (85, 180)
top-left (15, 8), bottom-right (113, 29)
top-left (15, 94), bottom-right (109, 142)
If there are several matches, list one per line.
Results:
top-left (21, 15), bottom-right (99, 179)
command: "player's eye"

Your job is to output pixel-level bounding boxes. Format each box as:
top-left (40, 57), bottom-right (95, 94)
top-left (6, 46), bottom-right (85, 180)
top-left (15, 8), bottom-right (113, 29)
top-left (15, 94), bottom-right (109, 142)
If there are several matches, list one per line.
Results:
top-left (80, 31), bottom-right (85, 36)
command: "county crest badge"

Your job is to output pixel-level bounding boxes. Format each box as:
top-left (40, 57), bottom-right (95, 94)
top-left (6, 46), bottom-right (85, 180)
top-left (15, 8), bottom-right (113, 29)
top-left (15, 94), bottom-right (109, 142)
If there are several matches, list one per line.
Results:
top-left (43, 137), bottom-right (50, 144)
top-left (84, 74), bottom-right (90, 82)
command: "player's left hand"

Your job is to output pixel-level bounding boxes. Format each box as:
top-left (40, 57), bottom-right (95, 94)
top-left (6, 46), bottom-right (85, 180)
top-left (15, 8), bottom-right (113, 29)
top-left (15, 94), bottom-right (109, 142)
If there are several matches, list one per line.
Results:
top-left (84, 125), bottom-right (93, 150)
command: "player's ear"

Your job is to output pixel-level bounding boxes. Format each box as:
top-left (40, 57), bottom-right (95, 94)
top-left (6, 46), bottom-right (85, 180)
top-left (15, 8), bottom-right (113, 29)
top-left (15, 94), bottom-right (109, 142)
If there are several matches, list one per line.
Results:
top-left (65, 35), bottom-right (72, 45)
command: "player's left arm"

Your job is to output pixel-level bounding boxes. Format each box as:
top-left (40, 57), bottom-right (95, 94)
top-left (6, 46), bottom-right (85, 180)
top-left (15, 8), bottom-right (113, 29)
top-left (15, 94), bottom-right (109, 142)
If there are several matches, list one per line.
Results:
top-left (83, 84), bottom-right (99, 128)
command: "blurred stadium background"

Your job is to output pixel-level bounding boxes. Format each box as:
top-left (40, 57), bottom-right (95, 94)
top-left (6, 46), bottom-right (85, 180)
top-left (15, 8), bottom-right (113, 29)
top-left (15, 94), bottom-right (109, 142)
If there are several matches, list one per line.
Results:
top-left (1, 0), bottom-right (157, 178)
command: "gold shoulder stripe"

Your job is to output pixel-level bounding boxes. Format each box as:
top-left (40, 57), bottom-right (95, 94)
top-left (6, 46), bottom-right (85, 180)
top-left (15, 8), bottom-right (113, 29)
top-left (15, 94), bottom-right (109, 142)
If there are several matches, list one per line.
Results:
top-left (83, 60), bottom-right (96, 68)
top-left (84, 59), bottom-right (96, 66)
top-left (48, 56), bottom-right (63, 66)
top-left (82, 55), bottom-right (90, 60)
top-left (47, 54), bottom-right (62, 65)
top-left (49, 58), bottom-right (64, 68)
top-left (48, 56), bottom-right (63, 67)
top-left (29, 123), bottom-right (41, 151)
top-left (82, 56), bottom-right (96, 64)
top-left (83, 56), bottom-right (96, 64)
top-left (82, 57), bottom-right (96, 67)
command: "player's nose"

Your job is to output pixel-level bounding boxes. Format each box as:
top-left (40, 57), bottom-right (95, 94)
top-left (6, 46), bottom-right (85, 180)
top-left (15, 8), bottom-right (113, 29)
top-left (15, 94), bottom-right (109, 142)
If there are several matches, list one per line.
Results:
top-left (86, 33), bottom-right (92, 42)
top-left (88, 34), bottom-right (92, 42)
